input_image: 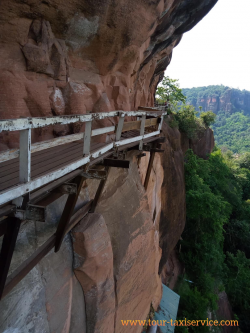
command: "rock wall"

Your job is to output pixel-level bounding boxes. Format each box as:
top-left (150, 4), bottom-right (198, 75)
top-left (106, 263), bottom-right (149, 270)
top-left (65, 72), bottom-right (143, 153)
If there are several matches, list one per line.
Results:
top-left (181, 127), bottom-right (215, 159)
top-left (0, 0), bottom-right (217, 150)
top-left (0, 201), bottom-right (86, 333)
top-left (185, 87), bottom-right (250, 115)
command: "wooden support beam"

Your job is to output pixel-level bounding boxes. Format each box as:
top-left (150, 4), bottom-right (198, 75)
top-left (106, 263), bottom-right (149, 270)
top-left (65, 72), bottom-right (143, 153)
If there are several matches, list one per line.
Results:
top-left (144, 149), bottom-right (156, 191)
top-left (19, 129), bottom-right (31, 183)
top-left (1, 234), bottom-right (56, 300)
top-left (0, 217), bottom-right (22, 299)
top-left (90, 167), bottom-right (110, 213)
top-left (102, 158), bottom-right (130, 169)
top-left (54, 175), bottom-right (86, 252)
top-left (1, 201), bottom-right (92, 300)
top-left (0, 219), bottom-right (8, 237)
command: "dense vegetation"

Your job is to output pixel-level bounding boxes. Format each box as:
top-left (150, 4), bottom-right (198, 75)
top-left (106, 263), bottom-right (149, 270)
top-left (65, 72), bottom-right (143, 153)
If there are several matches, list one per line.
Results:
top-left (181, 85), bottom-right (250, 153)
top-left (176, 148), bottom-right (250, 332)
top-left (156, 78), bottom-right (250, 332)
top-left (213, 111), bottom-right (250, 153)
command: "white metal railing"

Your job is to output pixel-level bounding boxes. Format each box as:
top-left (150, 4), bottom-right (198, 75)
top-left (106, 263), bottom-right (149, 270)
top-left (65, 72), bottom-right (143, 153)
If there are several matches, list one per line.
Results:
top-left (0, 110), bottom-right (166, 205)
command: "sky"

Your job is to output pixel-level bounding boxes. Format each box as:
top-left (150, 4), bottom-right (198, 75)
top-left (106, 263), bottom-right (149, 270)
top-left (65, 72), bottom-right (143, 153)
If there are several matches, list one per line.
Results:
top-left (166, 0), bottom-right (250, 91)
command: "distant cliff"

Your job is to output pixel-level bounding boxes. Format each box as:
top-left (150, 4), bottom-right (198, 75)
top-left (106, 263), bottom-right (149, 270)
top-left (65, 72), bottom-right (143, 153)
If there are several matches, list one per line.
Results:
top-left (183, 85), bottom-right (250, 115)
top-left (182, 86), bottom-right (250, 153)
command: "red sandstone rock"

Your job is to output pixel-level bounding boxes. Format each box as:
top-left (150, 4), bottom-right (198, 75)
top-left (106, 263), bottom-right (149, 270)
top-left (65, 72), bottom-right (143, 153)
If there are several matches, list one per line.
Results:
top-left (216, 292), bottom-right (239, 333)
top-left (72, 213), bottom-right (115, 333)
top-left (92, 152), bottom-right (163, 332)
top-left (0, 0), bottom-right (217, 149)
top-left (159, 122), bottom-right (186, 271)
top-left (181, 127), bottom-right (215, 159)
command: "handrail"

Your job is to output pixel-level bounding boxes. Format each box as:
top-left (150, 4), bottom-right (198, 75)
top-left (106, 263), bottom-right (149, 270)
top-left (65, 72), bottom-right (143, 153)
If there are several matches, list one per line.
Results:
top-left (0, 110), bottom-right (166, 133)
top-left (0, 110), bottom-right (166, 205)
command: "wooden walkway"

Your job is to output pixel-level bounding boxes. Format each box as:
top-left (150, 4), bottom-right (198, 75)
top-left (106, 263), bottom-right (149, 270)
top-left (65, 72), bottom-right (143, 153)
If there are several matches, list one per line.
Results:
top-left (0, 141), bottom-right (106, 192)
top-left (0, 108), bottom-right (167, 300)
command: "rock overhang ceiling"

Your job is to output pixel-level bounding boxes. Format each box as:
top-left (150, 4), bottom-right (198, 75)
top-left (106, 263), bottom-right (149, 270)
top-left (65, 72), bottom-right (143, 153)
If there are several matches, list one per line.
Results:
top-left (0, 0), bottom-right (217, 149)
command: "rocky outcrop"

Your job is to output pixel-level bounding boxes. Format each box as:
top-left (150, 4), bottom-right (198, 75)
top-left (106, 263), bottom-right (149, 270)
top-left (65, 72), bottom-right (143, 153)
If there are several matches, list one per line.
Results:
top-left (0, 233), bottom-right (86, 333)
top-left (216, 292), bottom-right (239, 333)
top-left (181, 127), bottom-right (215, 159)
top-left (184, 86), bottom-right (250, 115)
top-left (72, 213), bottom-right (115, 333)
top-left (92, 151), bottom-right (163, 333)
top-left (158, 122), bottom-right (186, 271)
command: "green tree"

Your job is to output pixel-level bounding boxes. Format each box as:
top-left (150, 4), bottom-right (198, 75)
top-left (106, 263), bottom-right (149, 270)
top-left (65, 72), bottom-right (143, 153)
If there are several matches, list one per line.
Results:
top-left (200, 111), bottom-right (216, 127)
top-left (156, 76), bottom-right (186, 105)
top-left (173, 105), bottom-right (202, 139)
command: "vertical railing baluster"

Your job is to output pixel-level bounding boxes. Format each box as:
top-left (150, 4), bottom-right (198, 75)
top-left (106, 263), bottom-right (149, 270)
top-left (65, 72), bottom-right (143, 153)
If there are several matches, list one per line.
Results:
top-left (139, 114), bottom-right (146, 150)
top-left (116, 112), bottom-right (125, 141)
top-left (158, 115), bottom-right (164, 131)
top-left (83, 121), bottom-right (92, 155)
top-left (19, 129), bottom-right (31, 183)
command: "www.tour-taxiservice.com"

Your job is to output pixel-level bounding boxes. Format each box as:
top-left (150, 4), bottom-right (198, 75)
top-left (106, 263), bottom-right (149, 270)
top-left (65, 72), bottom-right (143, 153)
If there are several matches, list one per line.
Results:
top-left (121, 319), bottom-right (239, 327)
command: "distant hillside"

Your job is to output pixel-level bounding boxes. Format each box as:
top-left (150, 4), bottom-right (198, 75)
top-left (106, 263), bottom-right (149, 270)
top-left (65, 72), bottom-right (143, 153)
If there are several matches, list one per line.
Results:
top-left (182, 85), bottom-right (250, 153)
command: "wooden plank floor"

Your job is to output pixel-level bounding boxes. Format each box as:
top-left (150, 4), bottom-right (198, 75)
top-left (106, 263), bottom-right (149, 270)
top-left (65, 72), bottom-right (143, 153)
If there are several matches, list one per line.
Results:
top-left (0, 129), bottom-right (155, 192)
top-left (0, 139), bottom-right (107, 192)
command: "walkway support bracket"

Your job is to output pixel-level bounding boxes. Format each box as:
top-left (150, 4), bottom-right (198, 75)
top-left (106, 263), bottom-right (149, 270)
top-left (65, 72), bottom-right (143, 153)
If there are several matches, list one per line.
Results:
top-left (54, 175), bottom-right (86, 252)
top-left (90, 166), bottom-right (110, 213)
top-left (0, 217), bottom-right (22, 299)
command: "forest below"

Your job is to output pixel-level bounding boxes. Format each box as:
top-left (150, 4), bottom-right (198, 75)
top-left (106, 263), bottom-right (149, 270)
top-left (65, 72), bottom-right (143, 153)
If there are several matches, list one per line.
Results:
top-left (168, 108), bottom-right (250, 333)
top-left (182, 85), bottom-right (250, 153)
top-left (156, 78), bottom-right (250, 332)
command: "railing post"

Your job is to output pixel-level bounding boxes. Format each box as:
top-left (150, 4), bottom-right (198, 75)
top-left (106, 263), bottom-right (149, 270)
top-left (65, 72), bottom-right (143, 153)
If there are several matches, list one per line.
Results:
top-left (158, 115), bottom-right (164, 131)
top-left (83, 121), bottom-right (92, 155)
top-left (19, 129), bottom-right (31, 183)
top-left (116, 112), bottom-right (125, 141)
top-left (139, 114), bottom-right (146, 150)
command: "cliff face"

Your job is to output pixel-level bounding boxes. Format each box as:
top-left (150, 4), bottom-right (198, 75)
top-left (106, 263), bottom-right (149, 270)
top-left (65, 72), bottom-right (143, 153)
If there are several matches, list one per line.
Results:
top-left (183, 86), bottom-right (250, 115)
top-left (0, 0), bottom-right (217, 149)
top-left (0, 1), bottom-right (218, 332)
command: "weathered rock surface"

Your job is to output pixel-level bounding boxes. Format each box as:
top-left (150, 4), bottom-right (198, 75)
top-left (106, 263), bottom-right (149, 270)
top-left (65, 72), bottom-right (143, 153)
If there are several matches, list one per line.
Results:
top-left (161, 248), bottom-right (184, 290)
top-left (72, 213), bottom-right (115, 333)
top-left (181, 127), bottom-right (215, 159)
top-left (92, 152), bottom-right (163, 333)
top-left (158, 122), bottom-right (186, 271)
top-left (0, 0), bottom-right (217, 148)
top-left (185, 87), bottom-right (250, 115)
top-left (216, 292), bottom-right (239, 333)
top-left (0, 234), bottom-right (86, 333)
